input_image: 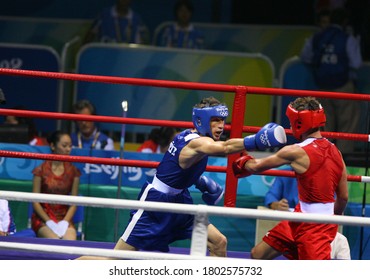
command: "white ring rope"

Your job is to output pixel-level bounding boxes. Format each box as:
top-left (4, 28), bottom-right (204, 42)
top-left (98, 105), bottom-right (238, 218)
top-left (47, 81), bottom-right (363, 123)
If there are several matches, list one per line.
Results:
top-left (1, 190), bottom-right (370, 227)
top-left (0, 241), bottom-right (229, 260)
top-left (1, 190), bottom-right (370, 260)
top-left (360, 176), bottom-right (370, 183)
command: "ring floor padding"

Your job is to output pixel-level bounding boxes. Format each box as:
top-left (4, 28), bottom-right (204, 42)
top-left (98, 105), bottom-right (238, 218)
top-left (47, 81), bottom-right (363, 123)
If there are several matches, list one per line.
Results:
top-left (0, 236), bottom-right (288, 260)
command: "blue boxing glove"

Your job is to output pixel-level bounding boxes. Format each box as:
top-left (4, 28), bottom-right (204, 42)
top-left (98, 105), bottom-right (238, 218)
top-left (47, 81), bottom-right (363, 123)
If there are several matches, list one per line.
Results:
top-left (244, 122), bottom-right (287, 151)
top-left (194, 176), bottom-right (224, 205)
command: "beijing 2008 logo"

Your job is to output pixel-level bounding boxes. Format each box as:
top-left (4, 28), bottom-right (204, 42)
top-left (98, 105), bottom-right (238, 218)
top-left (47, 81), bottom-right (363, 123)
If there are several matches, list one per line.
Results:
top-left (259, 131), bottom-right (271, 147)
top-left (216, 107), bottom-right (228, 117)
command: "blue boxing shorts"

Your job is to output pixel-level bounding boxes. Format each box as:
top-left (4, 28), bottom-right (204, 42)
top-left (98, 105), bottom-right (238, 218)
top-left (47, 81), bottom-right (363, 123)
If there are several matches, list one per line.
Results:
top-left (121, 182), bottom-right (194, 252)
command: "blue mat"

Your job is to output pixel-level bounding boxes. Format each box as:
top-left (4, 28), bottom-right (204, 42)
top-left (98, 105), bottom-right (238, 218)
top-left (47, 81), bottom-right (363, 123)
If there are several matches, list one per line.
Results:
top-left (0, 236), bottom-right (284, 260)
top-left (0, 236), bottom-right (245, 259)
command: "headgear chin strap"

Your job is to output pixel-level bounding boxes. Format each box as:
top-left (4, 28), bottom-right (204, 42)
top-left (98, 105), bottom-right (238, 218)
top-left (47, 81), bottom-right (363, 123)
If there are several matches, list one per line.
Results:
top-left (192, 105), bottom-right (228, 137)
top-left (285, 104), bottom-right (326, 140)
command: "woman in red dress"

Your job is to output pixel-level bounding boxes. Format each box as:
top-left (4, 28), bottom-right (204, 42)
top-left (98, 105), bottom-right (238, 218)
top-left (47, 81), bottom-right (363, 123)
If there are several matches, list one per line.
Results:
top-left (31, 130), bottom-right (81, 240)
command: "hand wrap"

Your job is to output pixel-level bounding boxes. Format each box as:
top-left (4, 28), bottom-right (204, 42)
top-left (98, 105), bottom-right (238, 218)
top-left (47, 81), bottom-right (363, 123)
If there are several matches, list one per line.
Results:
top-left (232, 154), bottom-right (255, 178)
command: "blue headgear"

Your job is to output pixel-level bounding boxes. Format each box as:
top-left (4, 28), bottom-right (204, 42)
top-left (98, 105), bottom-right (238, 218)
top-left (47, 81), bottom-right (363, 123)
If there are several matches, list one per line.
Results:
top-left (192, 104), bottom-right (229, 137)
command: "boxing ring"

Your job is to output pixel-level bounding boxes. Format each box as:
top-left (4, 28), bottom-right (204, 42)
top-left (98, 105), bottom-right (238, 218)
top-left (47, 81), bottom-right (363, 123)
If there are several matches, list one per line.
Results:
top-left (1, 68), bottom-right (370, 260)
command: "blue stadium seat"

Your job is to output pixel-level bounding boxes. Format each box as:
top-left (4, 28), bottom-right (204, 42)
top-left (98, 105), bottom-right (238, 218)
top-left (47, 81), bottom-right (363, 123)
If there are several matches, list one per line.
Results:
top-left (74, 204), bottom-right (85, 241)
top-left (11, 203), bottom-right (36, 238)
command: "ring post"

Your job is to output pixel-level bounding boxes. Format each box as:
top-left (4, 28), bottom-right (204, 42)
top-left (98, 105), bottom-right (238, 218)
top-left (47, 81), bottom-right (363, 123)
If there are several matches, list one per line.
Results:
top-left (114, 100), bottom-right (128, 241)
top-left (190, 208), bottom-right (209, 256)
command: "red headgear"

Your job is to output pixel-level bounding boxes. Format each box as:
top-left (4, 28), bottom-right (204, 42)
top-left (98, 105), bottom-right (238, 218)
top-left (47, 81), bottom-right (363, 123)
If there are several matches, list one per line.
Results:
top-left (285, 103), bottom-right (326, 140)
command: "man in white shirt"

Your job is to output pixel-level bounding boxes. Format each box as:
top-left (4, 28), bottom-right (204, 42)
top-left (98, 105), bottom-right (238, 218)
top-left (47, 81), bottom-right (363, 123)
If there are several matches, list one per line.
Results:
top-left (0, 199), bottom-right (16, 236)
top-left (331, 232), bottom-right (351, 259)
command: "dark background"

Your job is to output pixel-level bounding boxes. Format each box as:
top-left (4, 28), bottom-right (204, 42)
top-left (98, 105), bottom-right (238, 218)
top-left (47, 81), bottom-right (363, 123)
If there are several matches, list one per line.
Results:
top-left (1, 0), bottom-right (369, 58)
top-left (0, 0), bottom-right (317, 24)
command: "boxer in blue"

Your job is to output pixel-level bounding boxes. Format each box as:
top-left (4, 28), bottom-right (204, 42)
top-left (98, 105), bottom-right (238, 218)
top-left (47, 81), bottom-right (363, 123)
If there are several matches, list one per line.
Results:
top-left (77, 96), bottom-right (287, 259)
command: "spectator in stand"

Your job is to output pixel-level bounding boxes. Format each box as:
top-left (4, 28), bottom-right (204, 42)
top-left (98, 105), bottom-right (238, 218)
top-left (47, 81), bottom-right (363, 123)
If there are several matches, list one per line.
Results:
top-left (300, 8), bottom-right (362, 155)
top-left (84, 0), bottom-right (149, 44)
top-left (316, 8), bottom-right (331, 30)
top-left (137, 127), bottom-right (178, 154)
top-left (4, 105), bottom-right (47, 146)
top-left (314, 0), bottom-right (347, 15)
top-left (31, 130), bottom-right (81, 240)
top-left (159, 0), bottom-right (204, 49)
top-left (71, 99), bottom-right (114, 151)
top-left (0, 199), bottom-right (16, 236)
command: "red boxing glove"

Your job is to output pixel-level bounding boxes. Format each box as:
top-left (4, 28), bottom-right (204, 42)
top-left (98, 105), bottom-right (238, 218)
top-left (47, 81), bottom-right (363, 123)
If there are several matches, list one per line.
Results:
top-left (232, 154), bottom-right (255, 178)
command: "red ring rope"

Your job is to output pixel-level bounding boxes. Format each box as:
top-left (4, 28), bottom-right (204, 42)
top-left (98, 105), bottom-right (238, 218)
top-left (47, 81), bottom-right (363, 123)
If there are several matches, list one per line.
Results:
top-left (1, 68), bottom-right (370, 101)
top-left (0, 150), bottom-right (367, 183)
top-left (0, 68), bottom-right (369, 207)
top-left (0, 109), bottom-right (368, 142)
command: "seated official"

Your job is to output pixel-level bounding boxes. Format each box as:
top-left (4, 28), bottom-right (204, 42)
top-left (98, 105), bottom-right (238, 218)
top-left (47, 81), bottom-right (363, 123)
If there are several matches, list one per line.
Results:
top-left (71, 99), bottom-right (114, 150)
top-left (159, 0), bottom-right (204, 49)
top-left (265, 166), bottom-right (299, 211)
